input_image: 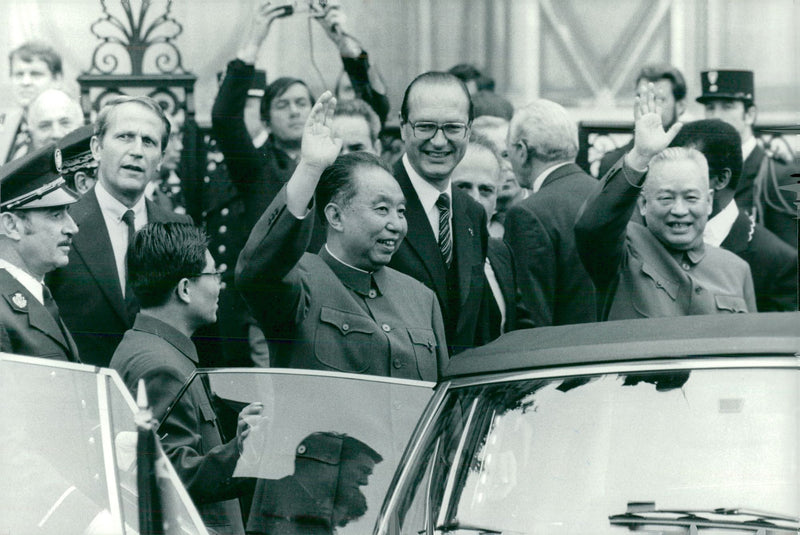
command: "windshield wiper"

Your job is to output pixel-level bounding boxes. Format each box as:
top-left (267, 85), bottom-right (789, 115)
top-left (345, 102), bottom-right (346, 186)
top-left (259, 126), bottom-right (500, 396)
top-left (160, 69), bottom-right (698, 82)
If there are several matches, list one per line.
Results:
top-left (436, 521), bottom-right (501, 533)
top-left (610, 502), bottom-right (799, 533)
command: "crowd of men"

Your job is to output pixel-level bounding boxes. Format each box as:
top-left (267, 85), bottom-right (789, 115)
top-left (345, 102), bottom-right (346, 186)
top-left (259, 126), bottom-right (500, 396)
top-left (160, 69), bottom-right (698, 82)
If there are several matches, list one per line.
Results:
top-left (1, 1), bottom-right (798, 531)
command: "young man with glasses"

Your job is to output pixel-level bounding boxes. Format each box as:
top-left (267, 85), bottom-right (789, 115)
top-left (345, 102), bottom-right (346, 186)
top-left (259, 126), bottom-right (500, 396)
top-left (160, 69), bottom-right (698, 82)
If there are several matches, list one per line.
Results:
top-left (110, 222), bottom-right (262, 533)
top-left (389, 71), bottom-right (491, 354)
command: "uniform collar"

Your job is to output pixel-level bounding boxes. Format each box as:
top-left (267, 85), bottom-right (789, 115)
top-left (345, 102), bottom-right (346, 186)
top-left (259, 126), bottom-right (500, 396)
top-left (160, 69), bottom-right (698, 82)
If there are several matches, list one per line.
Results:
top-left (132, 313), bottom-right (198, 364)
top-left (0, 259), bottom-right (44, 303)
top-left (320, 245), bottom-right (385, 297)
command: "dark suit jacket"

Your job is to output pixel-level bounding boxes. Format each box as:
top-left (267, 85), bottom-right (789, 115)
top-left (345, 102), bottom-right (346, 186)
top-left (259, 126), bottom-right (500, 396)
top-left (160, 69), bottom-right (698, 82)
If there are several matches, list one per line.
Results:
top-left (721, 209), bottom-right (798, 312)
top-left (484, 238), bottom-right (519, 338)
top-left (388, 160), bottom-right (490, 353)
top-left (504, 163), bottom-right (598, 328)
top-left (597, 139), bottom-right (633, 179)
top-left (48, 188), bottom-right (191, 366)
top-left (0, 269), bottom-right (79, 361)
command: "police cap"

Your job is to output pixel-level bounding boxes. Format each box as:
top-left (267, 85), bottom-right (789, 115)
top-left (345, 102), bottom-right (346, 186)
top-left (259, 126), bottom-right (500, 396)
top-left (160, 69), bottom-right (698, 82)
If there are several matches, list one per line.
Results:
top-left (697, 70), bottom-right (755, 105)
top-left (0, 143), bottom-right (80, 211)
top-left (295, 432), bottom-right (344, 465)
top-left (58, 124), bottom-right (97, 175)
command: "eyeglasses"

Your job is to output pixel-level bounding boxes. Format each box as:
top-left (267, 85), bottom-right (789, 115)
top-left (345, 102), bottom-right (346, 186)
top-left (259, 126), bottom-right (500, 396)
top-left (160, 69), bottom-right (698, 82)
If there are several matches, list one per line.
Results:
top-left (407, 121), bottom-right (469, 141)
top-left (190, 270), bottom-right (223, 283)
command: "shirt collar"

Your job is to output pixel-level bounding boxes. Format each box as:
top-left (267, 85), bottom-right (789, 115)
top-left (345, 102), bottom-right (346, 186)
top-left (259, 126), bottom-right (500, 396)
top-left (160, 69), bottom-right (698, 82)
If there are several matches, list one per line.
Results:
top-left (132, 313), bottom-right (198, 364)
top-left (251, 130), bottom-right (269, 149)
top-left (402, 153), bottom-right (452, 212)
top-left (95, 181), bottom-right (147, 223)
top-left (531, 161), bottom-right (571, 193)
top-left (320, 245), bottom-right (385, 297)
top-left (741, 136), bottom-right (757, 161)
top-left (0, 259), bottom-right (44, 303)
top-left (703, 199), bottom-right (739, 247)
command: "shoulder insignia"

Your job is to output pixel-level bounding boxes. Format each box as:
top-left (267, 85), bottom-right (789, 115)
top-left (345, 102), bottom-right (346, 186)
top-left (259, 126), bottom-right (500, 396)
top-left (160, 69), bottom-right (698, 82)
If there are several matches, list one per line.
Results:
top-left (10, 292), bottom-right (27, 310)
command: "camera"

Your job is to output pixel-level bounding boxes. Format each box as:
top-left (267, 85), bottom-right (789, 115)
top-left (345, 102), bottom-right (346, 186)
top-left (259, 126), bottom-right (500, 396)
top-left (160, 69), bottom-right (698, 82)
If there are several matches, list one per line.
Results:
top-left (274, 0), bottom-right (332, 19)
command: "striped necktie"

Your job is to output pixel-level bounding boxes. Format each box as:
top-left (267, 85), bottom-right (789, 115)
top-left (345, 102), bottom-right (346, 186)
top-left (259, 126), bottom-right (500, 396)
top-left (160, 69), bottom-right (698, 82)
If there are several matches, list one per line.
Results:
top-left (435, 193), bottom-right (452, 268)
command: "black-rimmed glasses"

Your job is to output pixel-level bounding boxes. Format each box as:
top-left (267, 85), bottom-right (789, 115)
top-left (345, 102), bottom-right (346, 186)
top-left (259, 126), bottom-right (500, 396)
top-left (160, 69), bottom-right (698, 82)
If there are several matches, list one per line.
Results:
top-left (407, 121), bottom-right (469, 141)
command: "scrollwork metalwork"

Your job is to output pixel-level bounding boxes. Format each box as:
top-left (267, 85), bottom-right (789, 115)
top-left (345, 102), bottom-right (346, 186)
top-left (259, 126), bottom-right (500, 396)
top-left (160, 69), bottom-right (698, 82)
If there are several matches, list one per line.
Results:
top-left (87, 0), bottom-right (185, 75)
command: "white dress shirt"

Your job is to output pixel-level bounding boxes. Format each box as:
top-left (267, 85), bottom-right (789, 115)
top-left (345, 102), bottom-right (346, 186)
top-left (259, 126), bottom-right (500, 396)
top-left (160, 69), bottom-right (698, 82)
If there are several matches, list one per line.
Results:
top-left (402, 154), bottom-right (453, 239)
top-left (94, 182), bottom-right (147, 296)
top-left (741, 136), bottom-right (757, 162)
top-left (703, 199), bottom-right (739, 247)
top-left (531, 161), bottom-right (571, 194)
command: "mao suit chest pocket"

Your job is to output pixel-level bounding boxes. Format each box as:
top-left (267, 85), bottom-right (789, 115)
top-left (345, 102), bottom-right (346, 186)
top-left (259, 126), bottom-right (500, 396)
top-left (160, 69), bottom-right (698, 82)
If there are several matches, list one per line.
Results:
top-left (630, 262), bottom-right (680, 318)
top-left (314, 306), bottom-right (378, 373)
top-left (191, 383), bottom-right (223, 451)
top-left (407, 327), bottom-right (437, 379)
top-left (714, 295), bottom-right (748, 313)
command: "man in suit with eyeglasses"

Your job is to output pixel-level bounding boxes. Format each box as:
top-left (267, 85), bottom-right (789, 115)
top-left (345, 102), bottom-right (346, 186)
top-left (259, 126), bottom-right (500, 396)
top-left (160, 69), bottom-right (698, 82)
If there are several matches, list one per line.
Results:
top-left (389, 72), bottom-right (491, 354)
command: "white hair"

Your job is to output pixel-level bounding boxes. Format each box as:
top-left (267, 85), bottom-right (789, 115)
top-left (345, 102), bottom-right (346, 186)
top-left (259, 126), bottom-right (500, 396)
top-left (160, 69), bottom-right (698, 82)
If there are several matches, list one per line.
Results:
top-left (508, 99), bottom-right (578, 163)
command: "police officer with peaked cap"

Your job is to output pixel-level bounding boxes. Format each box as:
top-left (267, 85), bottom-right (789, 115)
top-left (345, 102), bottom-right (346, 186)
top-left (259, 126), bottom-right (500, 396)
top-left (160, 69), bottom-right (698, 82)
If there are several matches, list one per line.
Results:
top-left (698, 69), bottom-right (799, 246)
top-left (57, 124), bottom-right (98, 196)
top-left (0, 143), bottom-right (80, 361)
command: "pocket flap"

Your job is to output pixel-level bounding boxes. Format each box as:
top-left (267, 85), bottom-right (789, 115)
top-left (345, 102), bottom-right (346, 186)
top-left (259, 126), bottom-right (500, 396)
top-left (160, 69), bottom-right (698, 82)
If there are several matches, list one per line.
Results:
top-left (407, 328), bottom-right (435, 351)
top-left (640, 262), bottom-right (678, 300)
top-left (319, 306), bottom-right (375, 336)
top-left (714, 295), bottom-right (748, 313)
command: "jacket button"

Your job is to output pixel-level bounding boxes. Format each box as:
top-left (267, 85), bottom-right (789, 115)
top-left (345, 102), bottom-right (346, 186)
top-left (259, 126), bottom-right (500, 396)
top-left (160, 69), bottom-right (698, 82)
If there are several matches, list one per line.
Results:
top-left (218, 245), bottom-right (227, 254)
top-left (342, 323), bottom-right (350, 331)
top-left (219, 225), bottom-right (227, 234)
top-left (393, 358), bottom-right (402, 368)
top-left (682, 263), bottom-right (690, 270)
top-left (368, 289), bottom-right (377, 298)
top-left (382, 324), bottom-right (391, 332)
top-left (695, 286), bottom-right (703, 294)
top-left (221, 207), bottom-right (229, 217)
top-left (203, 175), bottom-right (211, 183)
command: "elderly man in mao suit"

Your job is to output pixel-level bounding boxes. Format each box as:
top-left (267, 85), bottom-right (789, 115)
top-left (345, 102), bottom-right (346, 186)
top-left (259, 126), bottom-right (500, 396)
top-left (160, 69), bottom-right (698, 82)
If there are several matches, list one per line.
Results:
top-left (575, 87), bottom-right (756, 320)
top-left (48, 96), bottom-right (191, 366)
top-left (237, 92), bottom-right (448, 381)
top-left (670, 119), bottom-right (797, 312)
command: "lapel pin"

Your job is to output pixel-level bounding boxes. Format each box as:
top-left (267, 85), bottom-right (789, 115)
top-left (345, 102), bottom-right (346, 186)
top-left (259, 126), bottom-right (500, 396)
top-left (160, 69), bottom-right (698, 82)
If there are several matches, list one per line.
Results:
top-left (468, 227), bottom-right (474, 237)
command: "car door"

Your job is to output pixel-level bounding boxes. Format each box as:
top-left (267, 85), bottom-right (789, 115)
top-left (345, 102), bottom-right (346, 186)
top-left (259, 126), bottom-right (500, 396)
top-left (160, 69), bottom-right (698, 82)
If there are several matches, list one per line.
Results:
top-left (162, 368), bottom-right (436, 535)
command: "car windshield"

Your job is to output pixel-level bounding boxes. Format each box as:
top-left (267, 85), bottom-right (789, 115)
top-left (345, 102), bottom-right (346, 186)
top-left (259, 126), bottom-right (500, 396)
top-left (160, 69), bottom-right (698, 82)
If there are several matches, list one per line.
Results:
top-left (0, 354), bottom-right (209, 535)
top-left (389, 366), bottom-right (799, 535)
top-left (167, 369), bottom-right (435, 535)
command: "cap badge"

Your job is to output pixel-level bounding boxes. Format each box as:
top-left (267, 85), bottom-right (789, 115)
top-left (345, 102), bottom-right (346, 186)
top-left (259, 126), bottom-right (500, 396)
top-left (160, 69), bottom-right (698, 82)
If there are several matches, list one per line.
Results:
top-left (11, 292), bottom-right (27, 310)
top-left (53, 148), bottom-right (63, 173)
top-left (708, 71), bottom-right (718, 84)
top-left (297, 444), bottom-right (307, 455)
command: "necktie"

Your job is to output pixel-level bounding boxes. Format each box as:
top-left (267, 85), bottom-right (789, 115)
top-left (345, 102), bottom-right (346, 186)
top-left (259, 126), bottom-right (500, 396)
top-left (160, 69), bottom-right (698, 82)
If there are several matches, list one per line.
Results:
top-left (121, 210), bottom-right (138, 315)
top-left (43, 285), bottom-right (77, 362)
top-left (122, 209), bottom-right (136, 249)
top-left (42, 285), bottom-right (61, 325)
top-left (435, 193), bottom-right (453, 268)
